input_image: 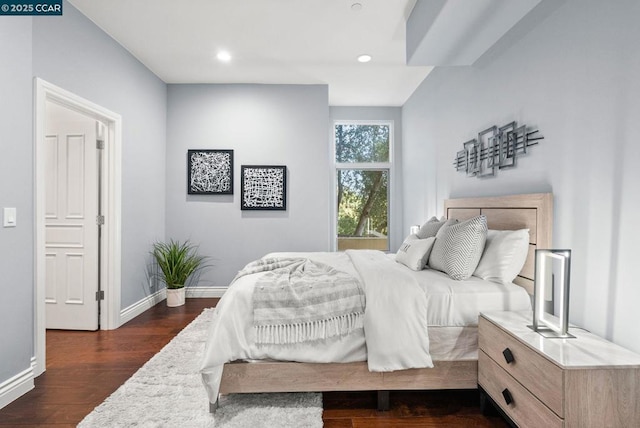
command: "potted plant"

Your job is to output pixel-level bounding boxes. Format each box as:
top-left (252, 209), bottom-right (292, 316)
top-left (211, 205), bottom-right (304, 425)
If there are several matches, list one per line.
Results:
top-left (151, 239), bottom-right (206, 307)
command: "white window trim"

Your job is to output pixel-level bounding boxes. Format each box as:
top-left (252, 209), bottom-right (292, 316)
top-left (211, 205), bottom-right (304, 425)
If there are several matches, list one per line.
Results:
top-left (331, 120), bottom-right (394, 251)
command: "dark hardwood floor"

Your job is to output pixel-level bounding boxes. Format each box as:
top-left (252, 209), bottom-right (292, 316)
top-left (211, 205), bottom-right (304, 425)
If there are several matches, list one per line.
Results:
top-left (323, 389), bottom-right (508, 427)
top-left (0, 298), bottom-right (508, 427)
top-left (0, 298), bottom-right (218, 427)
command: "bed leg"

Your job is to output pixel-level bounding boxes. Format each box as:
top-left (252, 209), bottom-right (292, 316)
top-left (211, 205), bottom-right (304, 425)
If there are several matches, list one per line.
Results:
top-left (377, 390), bottom-right (390, 411)
top-left (209, 398), bottom-right (219, 414)
top-left (479, 386), bottom-right (497, 416)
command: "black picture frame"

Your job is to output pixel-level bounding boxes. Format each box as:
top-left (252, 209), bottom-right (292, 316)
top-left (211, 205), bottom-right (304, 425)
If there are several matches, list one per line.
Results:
top-left (187, 149), bottom-right (234, 195)
top-left (241, 165), bottom-right (287, 210)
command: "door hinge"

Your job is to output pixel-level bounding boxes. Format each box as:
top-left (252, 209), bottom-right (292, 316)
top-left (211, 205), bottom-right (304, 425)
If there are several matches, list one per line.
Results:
top-left (96, 139), bottom-right (105, 150)
top-left (96, 290), bottom-right (105, 301)
top-left (96, 215), bottom-right (105, 226)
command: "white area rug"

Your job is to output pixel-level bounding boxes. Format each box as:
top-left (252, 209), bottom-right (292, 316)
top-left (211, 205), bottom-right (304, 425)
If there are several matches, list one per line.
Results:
top-left (78, 308), bottom-right (323, 428)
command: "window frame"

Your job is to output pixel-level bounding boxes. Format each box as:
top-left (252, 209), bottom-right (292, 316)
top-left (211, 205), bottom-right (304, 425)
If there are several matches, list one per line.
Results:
top-left (331, 120), bottom-right (394, 252)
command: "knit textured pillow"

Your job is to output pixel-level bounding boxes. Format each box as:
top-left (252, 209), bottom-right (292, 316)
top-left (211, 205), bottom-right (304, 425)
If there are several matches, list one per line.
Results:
top-left (428, 215), bottom-right (488, 280)
top-left (416, 217), bottom-right (458, 239)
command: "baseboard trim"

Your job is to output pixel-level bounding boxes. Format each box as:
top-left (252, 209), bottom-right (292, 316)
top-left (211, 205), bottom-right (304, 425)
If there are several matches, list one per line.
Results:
top-left (119, 289), bottom-right (166, 326)
top-left (119, 287), bottom-right (225, 326)
top-left (31, 355), bottom-right (44, 379)
top-left (0, 366), bottom-right (34, 410)
top-left (186, 286), bottom-right (227, 298)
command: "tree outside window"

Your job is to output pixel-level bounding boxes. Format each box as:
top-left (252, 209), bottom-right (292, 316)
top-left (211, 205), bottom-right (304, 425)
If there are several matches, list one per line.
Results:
top-left (335, 123), bottom-right (391, 251)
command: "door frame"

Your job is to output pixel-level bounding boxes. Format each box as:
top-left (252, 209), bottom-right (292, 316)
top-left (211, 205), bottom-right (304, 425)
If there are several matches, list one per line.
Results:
top-left (33, 78), bottom-right (122, 376)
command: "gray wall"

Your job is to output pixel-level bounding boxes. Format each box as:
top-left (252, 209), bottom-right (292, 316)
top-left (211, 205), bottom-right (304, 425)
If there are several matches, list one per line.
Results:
top-left (32, 3), bottom-right (168, 308)
top-left (330, 107), bottom-right (404, 251)
top-left (0, 1), bottom-right (166, 391)
top-left (166, 84), bottom-right (330, 286)
top-left (0, 18), bottom-right (34, 385)
top-left (402, 0), bottom-right (640, 352)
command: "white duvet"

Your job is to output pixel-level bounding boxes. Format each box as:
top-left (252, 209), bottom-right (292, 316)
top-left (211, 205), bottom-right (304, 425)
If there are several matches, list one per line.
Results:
top-left (200, 250), bottom-right (434, 402)
top-left (199, 250), bottom-right (532, 403)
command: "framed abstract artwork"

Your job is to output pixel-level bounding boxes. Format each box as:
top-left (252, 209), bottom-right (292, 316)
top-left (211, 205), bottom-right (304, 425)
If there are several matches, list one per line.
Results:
top-left (241, 165), bottom-right (287, 210)
top-left (187, 149), bottom-right (234, 195)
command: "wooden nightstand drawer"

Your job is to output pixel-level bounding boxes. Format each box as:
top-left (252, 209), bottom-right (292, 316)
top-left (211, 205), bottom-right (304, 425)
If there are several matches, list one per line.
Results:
top-left (481, 311), bottom-right (640, 427)
top-left (479, 351), bottom-right (563, 428)
top-left (479, 316), bottom-right (564, 416)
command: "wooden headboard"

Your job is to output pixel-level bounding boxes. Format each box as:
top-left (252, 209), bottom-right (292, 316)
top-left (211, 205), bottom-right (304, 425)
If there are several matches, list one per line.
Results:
top-left (443, 193), bottom-right (553, 295)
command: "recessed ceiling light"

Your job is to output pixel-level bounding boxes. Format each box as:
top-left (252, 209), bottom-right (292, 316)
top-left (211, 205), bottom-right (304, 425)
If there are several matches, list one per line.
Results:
top-left (217, 51), bottom-right (232, 62)
top-left (351, 3), bottom-right (363, 11)
top-left (357, 54), bottom-right (372, 63)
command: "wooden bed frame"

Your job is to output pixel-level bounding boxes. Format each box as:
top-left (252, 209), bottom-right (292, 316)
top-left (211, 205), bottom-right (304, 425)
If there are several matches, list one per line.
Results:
top-left (214, 193), bottom-right (553, 409)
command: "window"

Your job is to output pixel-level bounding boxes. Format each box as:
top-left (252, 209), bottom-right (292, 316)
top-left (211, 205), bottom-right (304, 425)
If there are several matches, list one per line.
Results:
top-left (334, 122), bottom-right (392, 251)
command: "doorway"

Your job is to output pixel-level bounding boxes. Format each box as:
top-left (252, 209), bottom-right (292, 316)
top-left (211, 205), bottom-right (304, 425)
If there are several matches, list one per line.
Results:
top-left (44, 102), bottom-right (100, 330)
top-left (34, 78), bottom-right (122, 376)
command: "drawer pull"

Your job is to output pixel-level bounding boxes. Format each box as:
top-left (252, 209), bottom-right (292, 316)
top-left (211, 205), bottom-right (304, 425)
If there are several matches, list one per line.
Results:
top-left (502, 388), bottom-right (514, 406)
top-left (502, 348), bottom-right (515, 364)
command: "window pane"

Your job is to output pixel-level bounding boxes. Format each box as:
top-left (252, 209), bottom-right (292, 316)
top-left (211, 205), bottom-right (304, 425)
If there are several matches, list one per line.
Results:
top-left (335, 124), bottom-right (389, 163)
top-left (337, 169), bottom-right (388, 251)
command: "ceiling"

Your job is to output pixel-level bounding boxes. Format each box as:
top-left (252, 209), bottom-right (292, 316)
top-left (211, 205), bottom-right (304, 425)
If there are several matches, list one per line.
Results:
top-left (67, 0), bottom-right (544, 106)
top-left (68, 0), bottom-right (432, 106)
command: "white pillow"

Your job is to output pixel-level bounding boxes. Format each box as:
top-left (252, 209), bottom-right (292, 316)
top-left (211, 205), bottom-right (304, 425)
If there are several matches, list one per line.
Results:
top-left (474, 229), bottom-right (530, 284)
top-left (416, 217), bottom-right (458, 239)
top-left (396, 235), bottom-right (436, 271)
top-left (428, 215), bottom-right (488, 280)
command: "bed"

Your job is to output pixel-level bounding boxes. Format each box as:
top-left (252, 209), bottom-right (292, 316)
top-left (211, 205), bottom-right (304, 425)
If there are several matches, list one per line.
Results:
top-left (200, 193), bottom-right (553, 411)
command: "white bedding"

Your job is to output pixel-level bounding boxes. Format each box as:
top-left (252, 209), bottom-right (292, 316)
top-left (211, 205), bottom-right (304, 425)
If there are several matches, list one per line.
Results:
top-left (200, 250), bottom-right (531, 402)
top-left (405, 258), bottom-right (532, 327)
top-left (262, 252), bottom-right (532, 327)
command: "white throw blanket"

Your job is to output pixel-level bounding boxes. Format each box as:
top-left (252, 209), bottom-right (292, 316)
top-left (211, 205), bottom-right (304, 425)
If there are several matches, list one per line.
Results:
top-left (234, 257), bottom-right (365, 345)
top-left (346, 250), bottom-right (433, 372)
top-left (200, 250), bottom-right (433, 404)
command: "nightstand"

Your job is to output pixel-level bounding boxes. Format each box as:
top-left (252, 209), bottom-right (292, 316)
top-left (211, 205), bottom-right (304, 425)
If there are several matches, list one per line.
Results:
top-left (478, 311), bottom-right (640, 427)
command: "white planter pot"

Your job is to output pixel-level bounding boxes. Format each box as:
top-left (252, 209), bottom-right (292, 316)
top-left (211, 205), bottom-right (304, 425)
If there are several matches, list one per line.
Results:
top-left (166, 287), bottom-right (185, 307)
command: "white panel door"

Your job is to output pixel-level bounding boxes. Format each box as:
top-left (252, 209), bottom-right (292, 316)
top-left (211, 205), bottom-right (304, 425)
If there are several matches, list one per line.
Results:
top-left (45, 102), bottom-right (99, 330)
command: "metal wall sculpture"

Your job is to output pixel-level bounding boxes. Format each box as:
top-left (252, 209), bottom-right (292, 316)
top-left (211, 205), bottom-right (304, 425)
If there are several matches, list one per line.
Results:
top-left (453, 122), bottom-right (543, 178)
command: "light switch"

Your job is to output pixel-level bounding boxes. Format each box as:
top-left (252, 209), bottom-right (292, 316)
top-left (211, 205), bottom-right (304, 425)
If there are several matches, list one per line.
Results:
top-left (3, 207), bottom-right (16, 227)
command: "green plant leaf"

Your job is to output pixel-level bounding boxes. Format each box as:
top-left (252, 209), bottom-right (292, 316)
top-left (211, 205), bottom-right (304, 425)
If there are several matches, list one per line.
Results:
top-left (151, 239), bottom-right (207, 289)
